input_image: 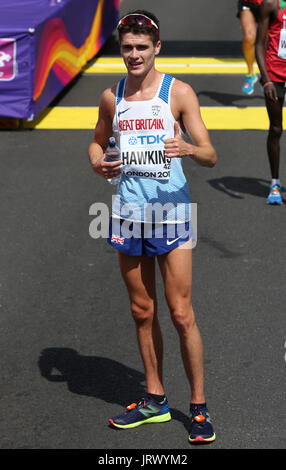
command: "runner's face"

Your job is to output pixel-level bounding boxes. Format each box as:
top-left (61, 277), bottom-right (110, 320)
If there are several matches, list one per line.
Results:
top-left (120, 33), bottom-right (161, 77)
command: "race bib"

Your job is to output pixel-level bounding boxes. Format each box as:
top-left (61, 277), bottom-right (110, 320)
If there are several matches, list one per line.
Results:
top-left (119, 133), bottom-right (171, 180)
top-left (278, 28), bottom-right (286, 59)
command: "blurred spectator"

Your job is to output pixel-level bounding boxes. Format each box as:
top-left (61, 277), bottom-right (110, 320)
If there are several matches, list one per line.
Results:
top-left (237, 0), bottom-right (263, 94)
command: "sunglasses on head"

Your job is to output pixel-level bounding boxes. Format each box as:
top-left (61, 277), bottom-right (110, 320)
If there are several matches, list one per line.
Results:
top-left (117, 14), bottom-right (159, 39)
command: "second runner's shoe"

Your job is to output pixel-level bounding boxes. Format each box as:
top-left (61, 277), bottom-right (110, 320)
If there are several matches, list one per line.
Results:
top-left (109, 396), bottom-right (171, 429)
top-left (189, 403), bottom-right (216, 444)
top-left (267, 184), bottom-right (282, 205)
top-left (242, 74), bottom-right (258, 95)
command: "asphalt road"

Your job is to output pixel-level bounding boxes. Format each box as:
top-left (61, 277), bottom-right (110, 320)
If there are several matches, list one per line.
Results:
top-left (0, 0), bottom-right (285, 452)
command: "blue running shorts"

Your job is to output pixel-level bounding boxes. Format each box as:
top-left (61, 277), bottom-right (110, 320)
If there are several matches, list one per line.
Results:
top-left (107, 218), bottom-right (195, 257)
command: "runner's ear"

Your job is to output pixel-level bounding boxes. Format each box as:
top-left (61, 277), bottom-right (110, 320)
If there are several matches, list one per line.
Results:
top-left (155, 40), bottom-right (161, 55)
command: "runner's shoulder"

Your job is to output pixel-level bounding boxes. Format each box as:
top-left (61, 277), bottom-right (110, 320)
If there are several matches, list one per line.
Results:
top-left (100, 86), bottom-right (116, 106)
top-left (172, 78), bottom-right (197, 96)
top-left (99, 86), bottom-right (117, 118)
top-left (171, 78), bottom-right (198, 105)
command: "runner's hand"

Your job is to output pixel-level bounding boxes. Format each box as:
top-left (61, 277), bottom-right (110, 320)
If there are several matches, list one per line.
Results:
top-left (164, 122), bottom-right (187, 158)
top-left (92, 155), bottom-right (122, 179)
top-left (264, 83), bottom-right (278, 102)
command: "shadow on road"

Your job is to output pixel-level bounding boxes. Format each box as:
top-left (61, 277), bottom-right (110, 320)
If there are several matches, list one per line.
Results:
top-left (207, 176), bottom-right (284, 200)
top-left (38, 348), bottom-right (190, 426)
top-left (169, 408), bottom-right (191, 433)
top-left (38, 348), bottom-right (146, 406)
top-left (197, 90), bottom-right (265, 107)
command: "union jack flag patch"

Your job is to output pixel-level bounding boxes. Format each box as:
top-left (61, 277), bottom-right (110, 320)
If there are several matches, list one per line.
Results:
top-left (111, 234), bottom-right (125, 245)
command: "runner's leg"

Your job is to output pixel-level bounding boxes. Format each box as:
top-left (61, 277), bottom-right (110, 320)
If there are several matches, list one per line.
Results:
top-left (240, 9), bottom-right (257, 76)
top-left (265, 95), bottom-right (284, 179)
top-left (157, 245), bottom-right (205, 404)
top-left (117, 252), bottom-right (164, 395)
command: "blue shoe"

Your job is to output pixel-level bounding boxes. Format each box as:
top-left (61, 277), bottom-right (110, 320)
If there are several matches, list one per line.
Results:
top-left (109, 395), bottom-right (171, 429)
top-left (267, 184), bottom-right (282, 205)
top-left (189, 404), bottom-right (216, 444)
top-left (242, 74), bottom-right (258, 95)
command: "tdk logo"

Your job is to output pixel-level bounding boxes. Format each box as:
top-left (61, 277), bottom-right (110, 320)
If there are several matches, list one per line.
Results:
top-left (128, 134), bottom-right (166, 145)
top-left (128, 136), bottom-right (138, 145)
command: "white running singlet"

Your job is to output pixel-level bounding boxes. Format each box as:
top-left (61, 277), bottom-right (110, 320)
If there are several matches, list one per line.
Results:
top-left (112, 74), bottom-right (191, 224)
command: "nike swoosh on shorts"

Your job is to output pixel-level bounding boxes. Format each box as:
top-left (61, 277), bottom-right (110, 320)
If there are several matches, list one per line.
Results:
top-left (166, 236), bottom-right (183, 246)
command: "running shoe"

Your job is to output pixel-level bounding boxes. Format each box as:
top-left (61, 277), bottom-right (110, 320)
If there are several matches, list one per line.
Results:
top-left (109, 396), bottom-right (171, 429)
top-left (242, 74), bottom-right (258, 95)
top-left (189, 403), bottom-right (216, 444)
top-left (267, 184), bottom-right (282, 205)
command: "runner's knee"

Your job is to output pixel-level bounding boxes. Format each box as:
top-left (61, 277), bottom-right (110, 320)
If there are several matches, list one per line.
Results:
top-left (243, 29), bottom-right (256, 44)
top-left (130, 300), bottom-right (155, 324)
top-left (269, 123), bottom-right (283, 139)
top-left (170, 305), bottom-right (195, 334)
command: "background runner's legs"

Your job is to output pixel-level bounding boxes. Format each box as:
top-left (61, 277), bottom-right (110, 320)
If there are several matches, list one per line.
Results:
top-left (265, 96), bottom-right (284, 179)
top-left (240, 10), bottom-right (257, 76)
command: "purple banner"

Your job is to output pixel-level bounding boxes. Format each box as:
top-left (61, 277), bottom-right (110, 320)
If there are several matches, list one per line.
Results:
top-left (0, 0), bottom-right (119, 120)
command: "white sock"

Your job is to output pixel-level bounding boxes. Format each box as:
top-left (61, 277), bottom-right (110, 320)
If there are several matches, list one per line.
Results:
top-left (271, 178), bottom-right (280, 187)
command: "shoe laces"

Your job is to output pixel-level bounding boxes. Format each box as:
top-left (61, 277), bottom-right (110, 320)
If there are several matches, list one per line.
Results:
top-left (126, 398), bottom-right (146, 411)
top-left (270, 184), bottom-right (281, 195)
top-left (244, 75), bottom-right (255, 87)
top-left (190, 404), bottom-right (208, 423)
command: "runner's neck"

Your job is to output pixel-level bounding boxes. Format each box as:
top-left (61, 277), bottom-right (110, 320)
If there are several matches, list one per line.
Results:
top-left (125, 69), bottom-right (162, 101)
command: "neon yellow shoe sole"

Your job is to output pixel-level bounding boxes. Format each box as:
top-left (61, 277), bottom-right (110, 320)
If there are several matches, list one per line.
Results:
top-left (109, 411), bottom-right (172, 429)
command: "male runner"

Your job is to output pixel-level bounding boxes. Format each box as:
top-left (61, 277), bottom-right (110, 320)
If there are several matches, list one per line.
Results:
top-left (255, 0), bottom-right (286, 204)
top-left (237, 0), bottom-right (263, 94)
top-left (88, 10), bottom-right (217, 444)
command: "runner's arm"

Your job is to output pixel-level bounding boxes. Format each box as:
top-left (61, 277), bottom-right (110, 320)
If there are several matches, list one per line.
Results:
top-left (255, 0), bottom-right (278, 100)
top-left (165, 81), bottom-right (217, 167)
top-left (88, 88), bottom-right (122, 178)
